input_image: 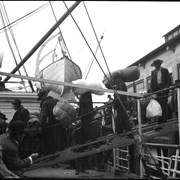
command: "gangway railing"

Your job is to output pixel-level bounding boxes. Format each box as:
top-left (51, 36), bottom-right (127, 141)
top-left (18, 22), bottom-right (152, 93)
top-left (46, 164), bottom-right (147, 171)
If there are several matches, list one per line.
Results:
top-left (143, 143), bottom-right (180, 179)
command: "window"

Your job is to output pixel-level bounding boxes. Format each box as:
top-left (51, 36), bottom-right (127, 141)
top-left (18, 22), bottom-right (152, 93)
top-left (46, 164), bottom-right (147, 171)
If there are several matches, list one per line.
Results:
top-left (127, 85), bottom-right (134, 93)
top-left (135, 80), bottom-right (144, 93)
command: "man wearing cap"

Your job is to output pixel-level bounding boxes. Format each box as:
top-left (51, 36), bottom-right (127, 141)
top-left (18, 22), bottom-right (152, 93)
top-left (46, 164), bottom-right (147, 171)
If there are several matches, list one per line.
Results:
top-left (0, 121), bottom-right (38, 177)
top-left (150, 59), bottom-right (171, 130)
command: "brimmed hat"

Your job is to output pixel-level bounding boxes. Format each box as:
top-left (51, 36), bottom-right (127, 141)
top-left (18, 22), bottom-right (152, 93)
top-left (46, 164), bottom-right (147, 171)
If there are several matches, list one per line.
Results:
top-left (37, 88), bottom-right (49, 100)
top-left (12, 99), bottom-right (21, 106)
top-left (151, 59), bottom-right (163, 67)
top-left (9, 121), bottom-right (25, 135)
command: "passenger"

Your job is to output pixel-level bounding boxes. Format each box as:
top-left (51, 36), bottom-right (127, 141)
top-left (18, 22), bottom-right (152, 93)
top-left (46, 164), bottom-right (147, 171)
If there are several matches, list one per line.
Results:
top-left (10, 99), bottom-right (30, 126)
top-left (102, 95), bottom-right (114, 135)
top-left (25, 112), bottom-right (41, 156)
top-left (0, 144), bottom-right (19, 178)
top-left (0, 112), bottom-right (8, 135)
top-left (37, 88), bottom-right (67, 156)
top-left (0, 121), bottom-right (38, 177)
top-left (150, 59), bottom-right (171, 131)
top-left (113, 79), bottom-right (132, 135)
top-left (73, 91), bottom-right (102, 174)
top-left (9, 99), bottom-right (30, 159)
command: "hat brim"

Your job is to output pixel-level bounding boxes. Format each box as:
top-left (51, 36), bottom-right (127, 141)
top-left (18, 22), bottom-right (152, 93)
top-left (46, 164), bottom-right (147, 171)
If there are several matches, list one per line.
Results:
top-left (11, 102), bottom-right (21, 106)
top-left (151, 60), bottom-right (163, 66)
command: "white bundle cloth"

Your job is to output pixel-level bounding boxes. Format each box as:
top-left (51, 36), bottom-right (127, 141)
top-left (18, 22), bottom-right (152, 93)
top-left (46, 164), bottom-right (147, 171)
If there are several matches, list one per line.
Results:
top-left (146, 99), bottom-right (162, 118)
top-left (72, 79), bottom-right (105, 95)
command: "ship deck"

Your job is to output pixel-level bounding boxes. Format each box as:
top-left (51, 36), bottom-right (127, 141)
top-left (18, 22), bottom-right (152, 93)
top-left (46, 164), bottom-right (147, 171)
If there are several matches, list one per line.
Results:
top-left (23, 164), bottom-right (140, 179)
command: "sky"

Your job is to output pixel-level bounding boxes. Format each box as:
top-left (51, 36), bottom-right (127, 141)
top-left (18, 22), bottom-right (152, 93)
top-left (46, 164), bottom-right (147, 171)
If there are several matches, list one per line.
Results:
top-left (0, 1), bottom-right (180, 103)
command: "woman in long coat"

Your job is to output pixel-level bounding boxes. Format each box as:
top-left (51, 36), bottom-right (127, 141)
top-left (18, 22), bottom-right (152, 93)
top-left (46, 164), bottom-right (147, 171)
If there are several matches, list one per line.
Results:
top-left (38, 89), bottom-right (67, 156)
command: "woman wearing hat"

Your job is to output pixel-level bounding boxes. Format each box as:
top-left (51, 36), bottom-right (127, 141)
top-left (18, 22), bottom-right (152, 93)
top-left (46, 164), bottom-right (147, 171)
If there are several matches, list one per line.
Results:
top-left (10, 99), bottom-right (30, 127)
top-left (9, 98), bottom-right (31, 159)
top-left (150, 59), bottom-right (171, 130)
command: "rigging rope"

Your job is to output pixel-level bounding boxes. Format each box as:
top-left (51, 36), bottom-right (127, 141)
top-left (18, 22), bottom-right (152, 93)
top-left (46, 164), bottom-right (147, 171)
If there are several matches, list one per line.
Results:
top-left (84, 32), bottom-right (104, 79)
top-left (49, 1), bottom-right (81, 80)
top-left (49, 1), bottom-right (69, 58)
top-left (0, 2), bottom-right (52, 33)
top-left (82, 2), bottom-right (167, 177)
top-left (1, 1), bottom-right (35, 92)
top-left (62, 2), bottom-right (115, 91)
top-left (0, 3), bottom-right (27, 92)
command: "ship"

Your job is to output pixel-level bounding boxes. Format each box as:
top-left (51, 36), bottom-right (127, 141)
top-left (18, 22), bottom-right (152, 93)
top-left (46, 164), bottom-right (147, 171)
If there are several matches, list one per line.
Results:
top-left (0, 1), bottom-right (180, 179)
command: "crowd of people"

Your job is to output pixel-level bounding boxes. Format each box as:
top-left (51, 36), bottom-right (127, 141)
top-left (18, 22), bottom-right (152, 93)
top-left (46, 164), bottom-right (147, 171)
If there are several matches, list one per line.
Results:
top-left (0, 82), bottom-right (134, 178)
top-left (0, 58), bottom-right (176, 178)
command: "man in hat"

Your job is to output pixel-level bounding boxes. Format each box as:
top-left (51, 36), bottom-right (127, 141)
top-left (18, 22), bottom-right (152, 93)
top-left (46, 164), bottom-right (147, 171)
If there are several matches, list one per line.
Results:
top-left (150, 59), bottom-right (171, 131)
top-left (0, 121), bottom-right (38, 177)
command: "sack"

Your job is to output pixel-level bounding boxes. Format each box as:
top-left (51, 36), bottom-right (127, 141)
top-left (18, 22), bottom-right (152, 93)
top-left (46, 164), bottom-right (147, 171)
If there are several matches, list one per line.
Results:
top-left (146, 99), bottom-right (162, 118)
top-left (53, 97), bottom-right (76, 129)
top-left (103, 66), bottom-right (140, 88)
top-left (72, 79), bottom-right (105, 95)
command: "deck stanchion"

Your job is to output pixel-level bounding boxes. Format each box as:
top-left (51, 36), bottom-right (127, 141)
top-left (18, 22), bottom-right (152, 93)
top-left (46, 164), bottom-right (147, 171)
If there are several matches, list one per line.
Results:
top-left (137, 99), bottom-right (143, 179)
top-left (112, 107), bottom-right (117, 168)
top-left (175, 80), bottom-right (180, 144)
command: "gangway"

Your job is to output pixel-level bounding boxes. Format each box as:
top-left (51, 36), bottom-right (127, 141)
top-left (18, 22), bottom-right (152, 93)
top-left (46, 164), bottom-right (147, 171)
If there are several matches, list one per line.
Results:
top-left (27, 118), bottom-right (178, 170)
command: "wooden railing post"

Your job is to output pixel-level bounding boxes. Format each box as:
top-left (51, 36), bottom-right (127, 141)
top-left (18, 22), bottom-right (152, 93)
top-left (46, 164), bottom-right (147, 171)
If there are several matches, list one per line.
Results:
top-left (137, 99), bottom-right (143, 178)
top-left (175, 80), bottom-right (180, 144)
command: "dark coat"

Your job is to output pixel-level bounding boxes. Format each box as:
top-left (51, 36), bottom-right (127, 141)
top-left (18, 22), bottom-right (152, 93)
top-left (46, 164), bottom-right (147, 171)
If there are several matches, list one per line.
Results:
top-left (78, 92), bottom-right (94, 123)
top-left (9, 107), bottom-right (30, 158)
top-left (150, 67), bottom-right (171, 94)
top-left (113, 81), bottom-right (131, 134)
top-left (78, 92), bottom-right (101, 143)
top-left (0, 133), bottom-right (31, 176)
top-left (39, 96), bottom-right (67, 156)
top-left (11, 106), bottom-right (30, 126)
top-left (150, 67), bottom-right (171, 124)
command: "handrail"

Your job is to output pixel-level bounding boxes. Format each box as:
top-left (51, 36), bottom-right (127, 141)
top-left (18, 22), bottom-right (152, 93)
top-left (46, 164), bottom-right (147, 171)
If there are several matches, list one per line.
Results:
top-left (144, 143), bottom-right (180, 149)
top-left (0, 71), bottom-right (144, 98)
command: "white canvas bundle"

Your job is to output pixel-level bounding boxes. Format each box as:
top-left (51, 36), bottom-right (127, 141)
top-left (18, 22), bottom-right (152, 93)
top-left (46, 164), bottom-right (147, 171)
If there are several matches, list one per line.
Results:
top-left (72, 79), bottom-right (105, 95)
top-left (146, 99), bottom-right (162, 118)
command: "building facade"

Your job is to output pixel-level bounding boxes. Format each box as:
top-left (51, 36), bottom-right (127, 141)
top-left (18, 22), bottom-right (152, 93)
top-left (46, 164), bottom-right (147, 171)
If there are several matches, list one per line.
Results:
top-left (127, 24), bottom-right (180, 94)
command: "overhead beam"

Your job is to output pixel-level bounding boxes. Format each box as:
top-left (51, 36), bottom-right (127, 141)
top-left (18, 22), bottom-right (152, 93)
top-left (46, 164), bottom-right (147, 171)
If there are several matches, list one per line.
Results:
top-left (0, 71), bottom-right (144, 98)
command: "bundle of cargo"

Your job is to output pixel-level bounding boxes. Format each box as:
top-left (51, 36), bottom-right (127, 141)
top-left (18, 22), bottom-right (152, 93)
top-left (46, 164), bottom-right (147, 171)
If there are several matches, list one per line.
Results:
top-left (53, 97), bottom-right (77, 129)
top-left (102, 66), bottom-right (140, 89)
top-left (72, 79), bottom-right (105, 95)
